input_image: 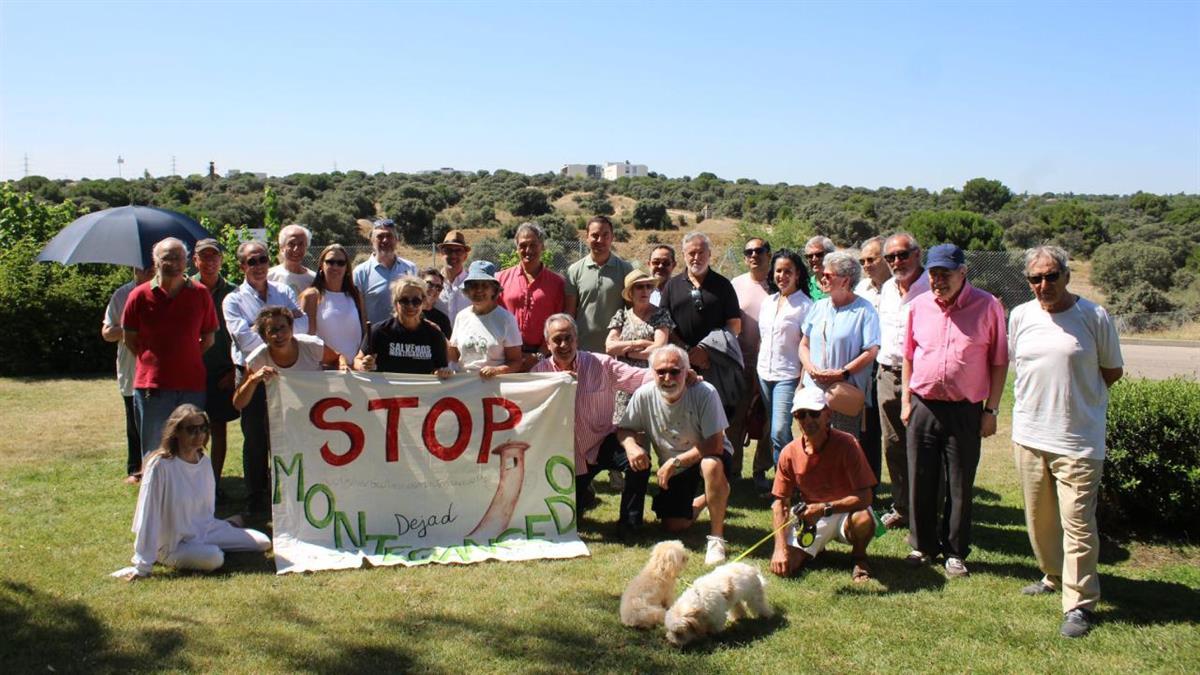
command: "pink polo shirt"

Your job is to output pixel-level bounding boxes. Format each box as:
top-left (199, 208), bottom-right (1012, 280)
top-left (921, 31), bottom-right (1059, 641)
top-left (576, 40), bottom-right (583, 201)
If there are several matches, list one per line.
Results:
top-left (531, 351), bottom-right (653, 474)
top-left (497, 264), bottom-right (566, 348)
top-left (904, 282), bottom-right (1007, 403)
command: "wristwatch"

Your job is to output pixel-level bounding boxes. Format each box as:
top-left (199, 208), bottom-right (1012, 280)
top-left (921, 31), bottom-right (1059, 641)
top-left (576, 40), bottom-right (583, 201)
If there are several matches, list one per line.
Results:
top-left (823, 502), bottom-right (833, 518)
top-left (983, 407), bottom-right (999, 416)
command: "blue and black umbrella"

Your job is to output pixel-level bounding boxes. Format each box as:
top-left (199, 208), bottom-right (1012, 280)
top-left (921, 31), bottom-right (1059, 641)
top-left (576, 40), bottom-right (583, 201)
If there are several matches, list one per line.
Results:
top-left (37, 205), bottom-right (212, 269)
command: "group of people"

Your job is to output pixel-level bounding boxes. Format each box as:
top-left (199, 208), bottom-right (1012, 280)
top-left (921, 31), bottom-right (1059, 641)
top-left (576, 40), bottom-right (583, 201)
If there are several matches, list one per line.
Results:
top-left (104, 217), bottom-right (1124, 639)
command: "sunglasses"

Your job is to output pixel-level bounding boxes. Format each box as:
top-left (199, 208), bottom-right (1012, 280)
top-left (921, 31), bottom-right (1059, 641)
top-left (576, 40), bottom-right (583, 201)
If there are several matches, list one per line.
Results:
top-left (655, 367), bottom-right (682, 377)
top-left (182, 422), bottom-right (210, 435)
top-left (689, 287), bottom-right (704, 312)
top-left (794, 409), bottom-right (822, 420)
top-left (744, 246), bottom-right (769, 257)
top-left (884, 249), bottom-right (914, 263)
top-left (1026, 272), bottom-right (1062, 285)
top-left (395, 297), bottom-right (424, 307)
top-left (244, 255), bottom-right (270, 267)
top-left (425, 282), bottom-right (444, 292)
top-left (805, 252), bottom-right (825, 260)
top-left (323, 258), bottom-right (348, 267)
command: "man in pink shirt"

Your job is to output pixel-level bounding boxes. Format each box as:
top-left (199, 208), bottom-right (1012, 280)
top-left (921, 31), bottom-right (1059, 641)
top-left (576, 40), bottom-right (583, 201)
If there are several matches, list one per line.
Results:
top-left (730, 237), bottom-right (771, 485)
top-left (497, 222), bottom-right (565, 368)
top-left (531, 313), bottom-right (653, 540)
top-left (901, 243), bottom-right (1007, 577)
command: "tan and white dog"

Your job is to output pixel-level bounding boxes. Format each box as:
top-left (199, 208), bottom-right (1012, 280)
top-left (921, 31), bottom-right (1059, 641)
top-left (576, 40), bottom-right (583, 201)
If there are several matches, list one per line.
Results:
top-left (663, 561), bottom-right (772, 647)
top-left (619, 540), bottom-right (689, 628)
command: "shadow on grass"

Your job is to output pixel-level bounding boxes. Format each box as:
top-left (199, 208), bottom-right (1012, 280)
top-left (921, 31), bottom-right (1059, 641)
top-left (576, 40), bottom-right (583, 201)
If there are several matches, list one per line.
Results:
top-left (1101, 574), bottom-right (1200, 626)
top-left (0, 580), bottom-right (187, 671)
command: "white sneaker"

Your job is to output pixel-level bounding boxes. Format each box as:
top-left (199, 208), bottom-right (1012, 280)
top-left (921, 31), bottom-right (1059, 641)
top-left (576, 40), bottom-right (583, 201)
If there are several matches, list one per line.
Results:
top-left (705, 536), bottom-right (727, 566)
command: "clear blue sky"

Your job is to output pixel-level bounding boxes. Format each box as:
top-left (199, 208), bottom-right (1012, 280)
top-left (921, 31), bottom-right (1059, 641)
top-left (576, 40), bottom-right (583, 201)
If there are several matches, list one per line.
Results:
top-left (2, 1), bottom-right (1197, 194)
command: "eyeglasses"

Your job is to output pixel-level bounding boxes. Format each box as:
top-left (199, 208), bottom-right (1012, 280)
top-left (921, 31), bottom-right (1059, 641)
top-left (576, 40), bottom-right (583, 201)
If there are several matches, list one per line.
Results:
top-left (1026, 272), bottom-right (1062, 285)
top-left (689, 287), bottom-right (704, 312)
top-left (182, 422), bottom-right (210, 435)
top-left (805, 252), bottom-right (825, 261)
top-left (395, 296), bottom-right (424, 307)
top-left (654, 368), bottom-right (682, 377)
top-left (794, 409), bottom-right (822, 420)
top-left (884, 249), bottom-right (914, 263)
top-left (323, 258), bottom-right (348, 267)
top-left (244, 255), bottom-right (270, 267)
top-left (744, 246), bottom-right (769, 257)
top-left (425, 283), bottom-right (444, 292)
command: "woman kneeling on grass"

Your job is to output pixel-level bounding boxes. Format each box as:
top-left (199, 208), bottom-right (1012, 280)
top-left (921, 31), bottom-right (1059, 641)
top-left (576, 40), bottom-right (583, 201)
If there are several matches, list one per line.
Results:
top-left (114, 404), bottom-right (271, 580)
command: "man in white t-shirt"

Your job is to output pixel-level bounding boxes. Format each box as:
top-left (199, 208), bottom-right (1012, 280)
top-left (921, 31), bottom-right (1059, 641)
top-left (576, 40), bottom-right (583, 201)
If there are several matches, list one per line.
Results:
top-left (618, 345), bottom-right (733, 566)
top-left (102, 265), bottom-right (155, 483)
top-left (1009, 245), bottom-right (1123, 640)
top-left (267, 224), bottom-right (316, 296)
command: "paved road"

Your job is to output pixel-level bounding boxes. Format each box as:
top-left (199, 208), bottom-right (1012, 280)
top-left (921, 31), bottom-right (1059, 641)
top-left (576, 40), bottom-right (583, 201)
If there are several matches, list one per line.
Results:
top-left (1120, 342), bottom-right (1200, 380)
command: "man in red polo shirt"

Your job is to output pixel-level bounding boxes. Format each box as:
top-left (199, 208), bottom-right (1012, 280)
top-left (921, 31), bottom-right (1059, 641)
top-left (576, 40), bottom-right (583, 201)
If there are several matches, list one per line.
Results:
top-left (901, 243), bottom-right (1008, 578)
top-left (770, 387), bottom-right (878, 582)
top-left (122, 237), bottom-right (218, 466)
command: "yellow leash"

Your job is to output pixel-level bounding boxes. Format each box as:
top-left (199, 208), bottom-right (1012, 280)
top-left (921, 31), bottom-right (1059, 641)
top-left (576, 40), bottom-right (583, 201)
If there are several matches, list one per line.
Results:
top-left (727, 514), bottom-right (796, 565)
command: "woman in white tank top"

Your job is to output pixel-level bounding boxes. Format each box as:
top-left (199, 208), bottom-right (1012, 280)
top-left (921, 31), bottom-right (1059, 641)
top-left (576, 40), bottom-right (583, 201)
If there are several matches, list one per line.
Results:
top-left (299, 244), bottom-right (366, 361)
top-left (233, 306), bottom-right (347, 410)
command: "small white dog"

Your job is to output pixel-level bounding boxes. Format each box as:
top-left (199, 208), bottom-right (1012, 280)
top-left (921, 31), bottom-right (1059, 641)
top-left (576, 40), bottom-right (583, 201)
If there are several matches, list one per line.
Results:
top-left (620, 540), bottom-right (689, 628)
top-left (664, 561), bottom-right (772, 647)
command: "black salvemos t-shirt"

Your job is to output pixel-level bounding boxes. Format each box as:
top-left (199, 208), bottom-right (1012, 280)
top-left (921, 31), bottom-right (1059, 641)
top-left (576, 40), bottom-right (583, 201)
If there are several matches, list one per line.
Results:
top-left (659, 270), bottom-right (741, 346)
top-left (366, 318), bottom-right (448, 374)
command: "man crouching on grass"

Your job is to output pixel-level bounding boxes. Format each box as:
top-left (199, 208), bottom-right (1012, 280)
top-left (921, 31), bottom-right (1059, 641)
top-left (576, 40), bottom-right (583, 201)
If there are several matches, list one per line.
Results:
top-left (618, 345), bottom-right (732, 566)
top-left (770, 387), bottom-right (877, 582)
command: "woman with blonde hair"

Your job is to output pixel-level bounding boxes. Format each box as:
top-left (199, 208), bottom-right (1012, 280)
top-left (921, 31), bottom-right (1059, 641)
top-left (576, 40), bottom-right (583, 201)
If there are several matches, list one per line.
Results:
top-left (355, 276), bottom-right (451, 376)
top-left (113, 404), bottom-right (271, 580)
top-left (298, 244), bottom-right (367, 362)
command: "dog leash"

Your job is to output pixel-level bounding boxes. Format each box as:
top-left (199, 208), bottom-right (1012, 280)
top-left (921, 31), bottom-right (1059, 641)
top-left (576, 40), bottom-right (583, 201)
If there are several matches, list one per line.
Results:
top-left (678, 514), bottom-right (798, 591)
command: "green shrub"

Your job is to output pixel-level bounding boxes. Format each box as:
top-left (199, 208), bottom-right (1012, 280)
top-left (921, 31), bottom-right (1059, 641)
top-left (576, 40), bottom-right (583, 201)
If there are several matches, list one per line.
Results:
top-left (1102, 378), bottom-right (1200, 537)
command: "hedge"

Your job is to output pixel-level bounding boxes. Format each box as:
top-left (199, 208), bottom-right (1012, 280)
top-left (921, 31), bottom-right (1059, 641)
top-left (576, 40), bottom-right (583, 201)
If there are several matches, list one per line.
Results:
top-left (1102, 377), bottom-right (1200, 538)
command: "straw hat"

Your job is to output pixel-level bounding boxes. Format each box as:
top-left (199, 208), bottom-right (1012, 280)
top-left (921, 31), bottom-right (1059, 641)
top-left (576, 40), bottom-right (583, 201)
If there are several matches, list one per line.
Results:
top-left (622, 268), bottom-right (659, 303)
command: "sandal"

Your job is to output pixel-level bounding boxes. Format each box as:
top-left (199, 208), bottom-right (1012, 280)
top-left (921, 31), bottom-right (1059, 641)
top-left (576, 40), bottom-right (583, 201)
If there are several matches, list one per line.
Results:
top-left (851, 560), bottom-right (872, 583)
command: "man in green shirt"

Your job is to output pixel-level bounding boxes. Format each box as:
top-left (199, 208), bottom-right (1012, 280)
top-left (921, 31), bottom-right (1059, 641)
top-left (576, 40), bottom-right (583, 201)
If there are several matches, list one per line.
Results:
top-left (565, 215), bottom-right (634, 352)
top-left (805, 235), bottom-right (835, 300)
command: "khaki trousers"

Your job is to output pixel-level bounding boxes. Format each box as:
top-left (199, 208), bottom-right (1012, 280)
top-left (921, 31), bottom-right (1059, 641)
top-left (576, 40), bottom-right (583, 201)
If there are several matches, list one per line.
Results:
top-left (1013, 442), bottom-right (1103, 613)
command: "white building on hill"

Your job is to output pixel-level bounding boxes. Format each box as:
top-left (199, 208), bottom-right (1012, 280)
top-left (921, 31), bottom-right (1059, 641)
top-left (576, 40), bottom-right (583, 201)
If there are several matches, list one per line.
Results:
top-left (603, 161), bottom-right (648, 180)
top-left (561, 164), bottom-right (603, 179)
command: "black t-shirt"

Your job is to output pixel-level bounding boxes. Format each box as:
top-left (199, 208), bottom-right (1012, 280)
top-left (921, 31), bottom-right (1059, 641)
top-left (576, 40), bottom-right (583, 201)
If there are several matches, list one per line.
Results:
top-left (660, 270), bottom-right (741, 347)
top-left (423, 307), bottom-right (452, 338)
top-left (367, 318), bottom-right (448, 374)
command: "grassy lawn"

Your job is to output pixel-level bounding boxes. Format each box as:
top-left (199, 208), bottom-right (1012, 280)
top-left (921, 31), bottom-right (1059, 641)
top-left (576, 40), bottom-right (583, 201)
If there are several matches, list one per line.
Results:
top-left (1, 376), bottom-right (1197, 673)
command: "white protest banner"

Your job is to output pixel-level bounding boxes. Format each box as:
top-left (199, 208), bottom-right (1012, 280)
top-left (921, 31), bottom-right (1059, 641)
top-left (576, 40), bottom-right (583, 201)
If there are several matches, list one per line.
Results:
top-left (266, 371), bottom-right (587, 574)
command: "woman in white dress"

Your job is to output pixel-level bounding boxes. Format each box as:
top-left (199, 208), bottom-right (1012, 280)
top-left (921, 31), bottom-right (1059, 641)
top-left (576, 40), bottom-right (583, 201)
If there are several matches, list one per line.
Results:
top-left (447, 260), bottom-right (523, 378)
top-left (113, 404), bottom-right (271, 579)
top-left (298, 244), bottom-right (366, 363)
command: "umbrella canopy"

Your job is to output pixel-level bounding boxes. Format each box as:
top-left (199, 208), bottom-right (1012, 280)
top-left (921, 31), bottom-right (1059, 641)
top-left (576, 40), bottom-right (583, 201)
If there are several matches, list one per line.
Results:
top-left (37, 205), bottom-right (212, 269)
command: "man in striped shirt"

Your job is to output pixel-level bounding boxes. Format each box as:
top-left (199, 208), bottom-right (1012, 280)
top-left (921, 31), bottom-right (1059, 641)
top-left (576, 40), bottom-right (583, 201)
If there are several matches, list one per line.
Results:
top-left (531, 313), bottom-right (654, 540)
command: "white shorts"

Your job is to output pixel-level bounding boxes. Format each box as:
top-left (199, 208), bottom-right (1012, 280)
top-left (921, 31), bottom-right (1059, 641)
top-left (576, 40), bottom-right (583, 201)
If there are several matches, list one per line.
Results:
top-left (787, 512), bottom-right (852, 558)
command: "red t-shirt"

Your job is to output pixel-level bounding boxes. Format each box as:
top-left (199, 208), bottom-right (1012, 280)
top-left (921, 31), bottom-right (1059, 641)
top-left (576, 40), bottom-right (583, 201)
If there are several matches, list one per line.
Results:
top-left (121, 279), bottom-right (218, 392)
top-left (772, 429), bottom-right (877, 504)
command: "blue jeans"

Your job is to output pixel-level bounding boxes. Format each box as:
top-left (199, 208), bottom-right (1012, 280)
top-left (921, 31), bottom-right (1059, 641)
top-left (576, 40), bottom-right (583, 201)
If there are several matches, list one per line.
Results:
top-left (133, 388), bottom-right (207, 459)
top-left (759, 378), bottom-right (799, 465)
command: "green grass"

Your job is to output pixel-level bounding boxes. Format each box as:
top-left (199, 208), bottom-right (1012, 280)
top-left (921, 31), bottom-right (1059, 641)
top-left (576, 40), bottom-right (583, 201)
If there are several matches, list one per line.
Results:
top-left (1, 376), bottom-right (1197, 673)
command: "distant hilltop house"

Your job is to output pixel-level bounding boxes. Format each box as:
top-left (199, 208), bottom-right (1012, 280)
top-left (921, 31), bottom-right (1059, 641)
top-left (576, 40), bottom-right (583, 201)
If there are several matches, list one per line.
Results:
top-left (419, 167), bottom-right (467, 175)
top-left (226, 169), bottom-right (268, 179)
top-left (561, 161), bottom-right (649, 181)
top-left (603, 161), bottom-right (648, 180)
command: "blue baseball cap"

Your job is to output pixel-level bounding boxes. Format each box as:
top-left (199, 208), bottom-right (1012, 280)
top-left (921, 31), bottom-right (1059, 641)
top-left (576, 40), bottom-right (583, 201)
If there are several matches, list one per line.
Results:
top-left (926, 243), bottom-right (965, 270)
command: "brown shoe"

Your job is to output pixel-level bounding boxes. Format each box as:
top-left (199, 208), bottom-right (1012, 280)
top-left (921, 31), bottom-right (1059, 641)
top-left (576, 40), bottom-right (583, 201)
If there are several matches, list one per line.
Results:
top-left (852, 559), bottom-right (872, 583)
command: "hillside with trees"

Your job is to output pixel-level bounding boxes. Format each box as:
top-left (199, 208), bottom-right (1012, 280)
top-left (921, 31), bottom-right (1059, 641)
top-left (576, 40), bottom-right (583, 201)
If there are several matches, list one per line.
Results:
top-left (6, 170), bottom-right (1200, 335)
